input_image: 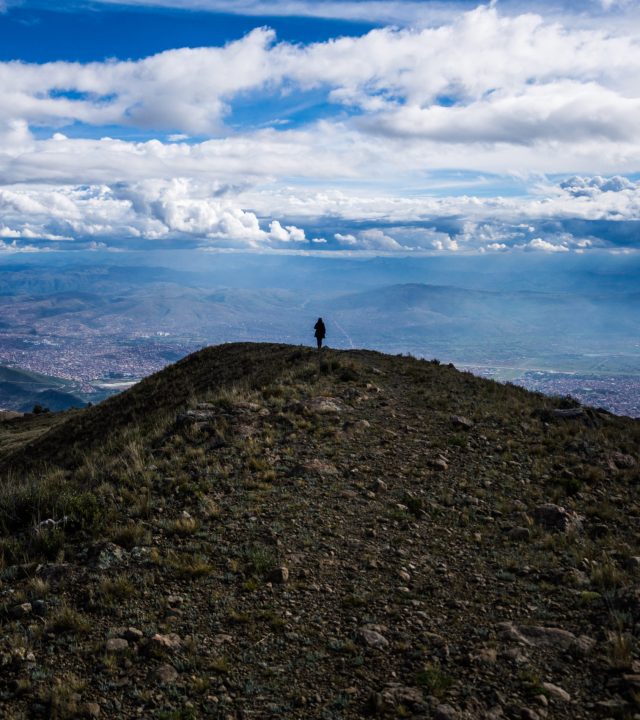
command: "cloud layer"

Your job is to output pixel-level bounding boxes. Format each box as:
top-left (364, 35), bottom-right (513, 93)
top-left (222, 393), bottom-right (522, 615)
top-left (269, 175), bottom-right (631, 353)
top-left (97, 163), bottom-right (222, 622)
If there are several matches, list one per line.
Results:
top-left (1, 174), bottom-right (638, 254)
top-left (0, 3), bottom-right (639, 253)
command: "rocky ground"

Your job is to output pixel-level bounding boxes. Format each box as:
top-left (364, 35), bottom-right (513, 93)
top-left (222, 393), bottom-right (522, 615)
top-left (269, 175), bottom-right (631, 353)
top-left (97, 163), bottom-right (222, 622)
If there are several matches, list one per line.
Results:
top-left (0, 343), bottom-right (638, 719)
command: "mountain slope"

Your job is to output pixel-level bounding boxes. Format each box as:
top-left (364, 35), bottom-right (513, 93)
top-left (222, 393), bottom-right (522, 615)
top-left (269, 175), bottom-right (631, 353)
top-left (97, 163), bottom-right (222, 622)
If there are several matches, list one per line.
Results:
top-left (0, 343), bottom-right (638, 720)
top-left (0, 365), bottom-right (86, 413)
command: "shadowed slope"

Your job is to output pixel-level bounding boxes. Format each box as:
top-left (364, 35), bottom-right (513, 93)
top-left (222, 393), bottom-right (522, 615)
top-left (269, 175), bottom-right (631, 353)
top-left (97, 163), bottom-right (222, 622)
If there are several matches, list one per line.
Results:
top-left (0, 343), bottom-right (310, 473)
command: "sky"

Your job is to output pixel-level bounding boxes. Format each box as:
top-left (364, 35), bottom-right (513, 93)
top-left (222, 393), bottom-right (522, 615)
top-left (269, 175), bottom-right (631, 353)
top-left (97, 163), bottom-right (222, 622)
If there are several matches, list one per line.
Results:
top-left (0, 0), bottom-right (639, 255)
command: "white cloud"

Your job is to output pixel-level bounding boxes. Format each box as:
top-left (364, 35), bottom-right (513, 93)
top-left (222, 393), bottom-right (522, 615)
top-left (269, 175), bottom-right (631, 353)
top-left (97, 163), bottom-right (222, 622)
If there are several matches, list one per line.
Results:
top-left (356, 229), bottom-right (403, 250)
top-left (335, 232), bottom-right (357, 245)
top-left (1, 5), bottom-right (640, 255)
top-left (0, 174), bottom-right (639, 253)
top-left (0, 178), bottom-right (313, 248)
top-left (525, 238), bottom-right (570, 252)
top-left (268, 219), bottom-right (306, 242)
top-left (559, 174), bottom-right (636, 196)
top-left (361, 83), bottom-right (640, 144)
top-left (0, 28), bottom-right (277, 134)
top-left (86, 0), bottom-right (480, 26)
top-left (1, 6), bottom-right (640, 145)
top-left (0, 6), bottom-right (639, 196)
top-left (89, 0), bottom-right (640, 30)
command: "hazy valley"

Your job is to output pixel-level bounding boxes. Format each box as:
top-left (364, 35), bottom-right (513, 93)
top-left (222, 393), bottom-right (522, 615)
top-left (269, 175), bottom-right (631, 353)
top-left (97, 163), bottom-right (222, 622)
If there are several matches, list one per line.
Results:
top-left (1, 252), bottom-right (639, 416)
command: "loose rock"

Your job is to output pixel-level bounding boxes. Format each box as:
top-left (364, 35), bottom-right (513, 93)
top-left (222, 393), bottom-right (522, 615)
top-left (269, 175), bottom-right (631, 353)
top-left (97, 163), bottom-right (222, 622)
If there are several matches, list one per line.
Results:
top-left (154, 664), bottom-right (178, 684)
top-left (531, 504), bottom-right (582, 533)
top-left (359, 626), bottom-right (389, 649)
top-left (105, 638), bottom-right (129, 653)
top-left (541, 682), bottom-right (571, 702)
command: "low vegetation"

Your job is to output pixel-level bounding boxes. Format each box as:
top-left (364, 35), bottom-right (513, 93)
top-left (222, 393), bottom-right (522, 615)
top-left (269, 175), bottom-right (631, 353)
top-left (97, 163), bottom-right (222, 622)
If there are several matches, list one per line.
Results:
top-left (0, 342), bottom-right (638, 719)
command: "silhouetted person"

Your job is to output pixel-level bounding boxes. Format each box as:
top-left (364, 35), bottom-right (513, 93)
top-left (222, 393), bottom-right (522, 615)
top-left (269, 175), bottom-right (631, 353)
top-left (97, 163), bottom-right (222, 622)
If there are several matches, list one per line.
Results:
top-left (314, 317), bottom-right (326, 350)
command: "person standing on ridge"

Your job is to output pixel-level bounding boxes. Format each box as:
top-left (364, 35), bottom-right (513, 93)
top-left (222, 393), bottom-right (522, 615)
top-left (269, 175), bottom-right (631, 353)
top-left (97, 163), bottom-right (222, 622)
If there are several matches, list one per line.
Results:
top-left (314, 317), bottom-right (326, 350)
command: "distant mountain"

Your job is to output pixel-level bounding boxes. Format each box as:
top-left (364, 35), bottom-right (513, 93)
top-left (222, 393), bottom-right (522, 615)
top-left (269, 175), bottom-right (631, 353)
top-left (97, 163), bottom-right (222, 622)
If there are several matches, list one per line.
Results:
top-left (1, 255), bottom-right (639, 390)
top-left (325, 282), bottom-right (640, 358)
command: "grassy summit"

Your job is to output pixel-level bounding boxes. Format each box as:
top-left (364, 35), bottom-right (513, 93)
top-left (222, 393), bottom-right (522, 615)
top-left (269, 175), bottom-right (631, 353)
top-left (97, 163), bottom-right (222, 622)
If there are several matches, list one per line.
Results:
top-left (0, 343), bottom-right (638, 719)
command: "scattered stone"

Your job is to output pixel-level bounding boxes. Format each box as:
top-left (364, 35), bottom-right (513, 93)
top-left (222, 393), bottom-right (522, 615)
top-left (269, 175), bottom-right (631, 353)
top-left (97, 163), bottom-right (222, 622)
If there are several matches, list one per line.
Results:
top-left (541, 682), bottom-right (571, 702)
top-left (611, 452), bottom-right (636, 470)
top-left (268, 566), bottom-right (289, 584)
top-left (123, 627), bottom-right (143, 642)
top-left (451, 415), bottom-right (474, 429)
top-left (177, 403), bottom-right (220, 424)
top-left (130, 546), bottom-right (153, 563)
top-left (622, 556), bottom-right (640, 572)
top-left (235, 401), bottom-right (263, 412)
top-left (433, 703), bottom-right (459, 720)
top-left (380, 684), bottom-right (423, 707)
top-left (213, 634), bottom-right (233, 645)
top-left (372, 478), bottom-right (388, 494)
top-left (37, 517), bottom-right (68, 529)
top-left (150, 633), bottom-right (183, 653)
top-left (93, 542), bottom-right (128, 570)
top-left (359, 625), bottom-right (389, 649)
top-left (564, 568), bottom-right (590, 586)
top-left (300, 459), bottom-right (339, 476)
top-left (507, 527), bottom-right (531, 541)
top-left (154, 663), bottom-right (178, 684)
top-left (472, 647), bottom-right (497, 664)
top-left (595, 698), bottom-right (629, 713)
top-left (236, 424), bottom-right (256, 439)
top-left (36, 563), bottom-right (71, 581)
top-left (80, 702), bottom-right (101, 719)
top-left (502, 647), bottom-right (530, 664)
top-left (9, 602), bottom-right (32, 619)
top-left (498, 622), bottom-right (595, 655)
top-left (520, 709), bottom-right (540, 720)
top-left (531, 504), bottom-right (582, 533)
top-left (551, 408), bottom-right (586, 420)
top-left (623, 674), bottom-right (640, 688)
top-left (366, 692), bottom-right (385, 715)
top-left (306, 397), bottom-right (344, 414)
top-left (105, 638), bottom-right (129, 653)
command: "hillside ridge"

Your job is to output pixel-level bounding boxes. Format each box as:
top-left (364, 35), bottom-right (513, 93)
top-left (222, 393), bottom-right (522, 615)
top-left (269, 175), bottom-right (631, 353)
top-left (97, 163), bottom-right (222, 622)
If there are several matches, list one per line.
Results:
top-left (0, 342), bottom-right (638, 719)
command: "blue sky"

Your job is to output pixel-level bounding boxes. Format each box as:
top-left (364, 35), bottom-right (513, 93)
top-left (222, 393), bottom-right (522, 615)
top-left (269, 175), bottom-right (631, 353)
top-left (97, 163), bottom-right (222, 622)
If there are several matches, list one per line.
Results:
top-left (0, 0), bottom-right (639, 255)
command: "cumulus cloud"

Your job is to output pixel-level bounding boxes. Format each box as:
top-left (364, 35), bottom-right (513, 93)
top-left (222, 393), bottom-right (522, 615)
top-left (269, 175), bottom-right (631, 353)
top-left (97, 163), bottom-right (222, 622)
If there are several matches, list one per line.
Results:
top-left (0, 178), bottom-right (312, 248)
top-left (356, 229), bottom-right (403, 250)
top-left (1, 5), bottom-right (640, 255)
top-left (0, 27), bottom-right (279, 134)
top-left (559, 174), bottom-right (636, 196)
top-left (1, 5), bottom-right (640, 145)
top-left (1, 174), bottom-right (639, 254)
top-left (361, 83), bottom-right (640, 144)
top-left (525, 238), bottom-right (569, 252)
top-left (0, 6), bottom-right (640, 193)
top-left (334, 233), bottom-right (357, 245)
